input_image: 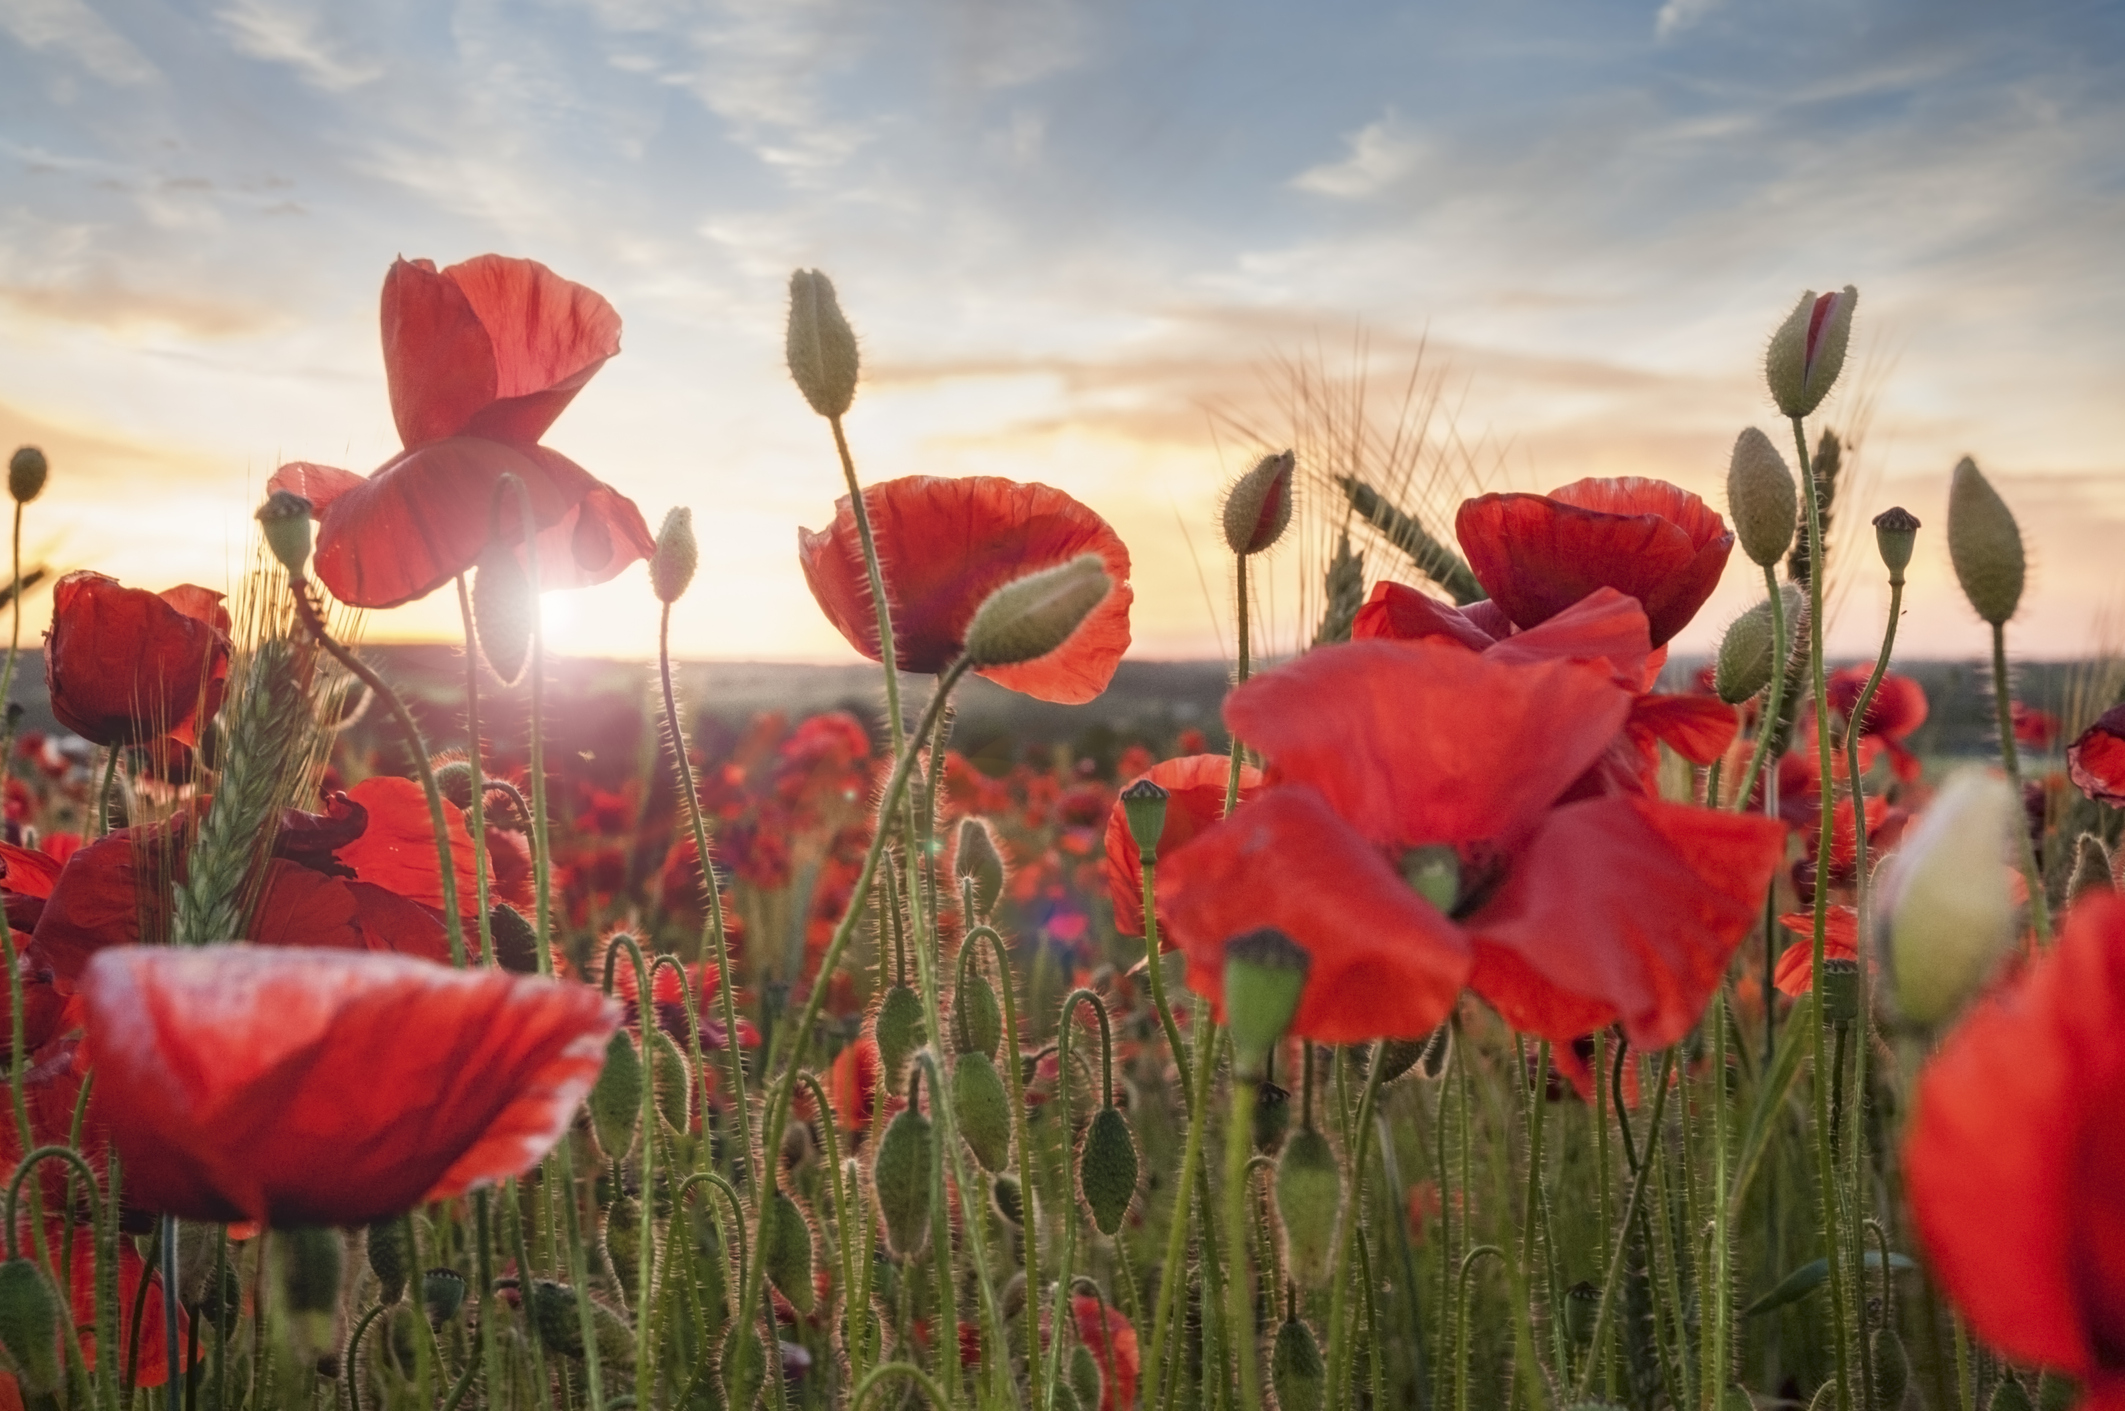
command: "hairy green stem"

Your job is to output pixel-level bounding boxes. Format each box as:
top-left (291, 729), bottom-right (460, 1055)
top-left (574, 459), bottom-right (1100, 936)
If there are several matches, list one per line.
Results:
top-left (1572, 1047), bottom-right (1676, 1401)
top-left (1992, 621), bottom-right (2052, 943)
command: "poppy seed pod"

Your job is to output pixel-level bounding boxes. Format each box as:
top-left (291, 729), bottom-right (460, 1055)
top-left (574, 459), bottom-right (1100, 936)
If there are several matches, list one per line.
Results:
top-left (1223, 449), bottom-right (1296, 556)
top-left (962, 554), bottom-right (1112, 670)
top-left (1873, 505), bottom-right (1920, 579)
top-left (1766, 285), bottom-right (1858, 418)
top-left (1947, 457), bottom-right (2025, 626)
top-left (1726, 427), bottom-right (1798, 567)
top-left (651, 506), bottom-right (697, 605)
top-left (954, 818), bottom-right (1005, 921)
top-left (1877, 767), bottom-right (2018, 1029)
top-left (786, 269), bottom-right (859, 419)
top-left (280, 1225), bottom-right (345, 1320)
top-left (1222, 927), bottom-right (1311, 1079)
top-left (1271, 1316), bottom-right (1326, 1411)
top-left (256, 490), bottom-right (316, 579)
top-left (1119, 778), bottom-right (1170, 861)
top-left (9, 445), bottom-right (48, 505)
top-left (1275, 1123), bottom-right (1342, 1288)
top-left (471, 542), bottom-right (535, 685)
top-left (367, 1216), bottom-right (413, 1305)
top-left (1077, 1105), bottom-right (1139, 1237)
top-left (0, 1257), bottom-right (64, 1396)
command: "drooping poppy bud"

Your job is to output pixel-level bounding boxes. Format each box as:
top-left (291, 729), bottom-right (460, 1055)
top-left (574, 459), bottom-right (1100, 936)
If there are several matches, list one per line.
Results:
top-left (722, 1328), bottom-right (768, 1411)
top-left (1564, 1280), bottom-right (1600, 1344)
top-left (1223, 927), bottom-right (1311, 1079)
top-left (786, 269), bottom-right (859, 419)
top-left (489, 903), bottom-right (542, 973)
top-left (1223, 449), bottom-right (1296, 556)
top-left (529, 1280), bottom-right (580, 1355)
top-left (1070, 1343), bottom-right (1104, 1411)
top-left (874, 984), bottom-right (924, 1095)
top-left (604, 1193), bottom-right (642, 1302)
top-left (1726, 427), bottom-right (1798, 567)
top-left (1872, 505), bottom-right (1920, 579)
top-left (1119, 778), bottom-right (1170, 862)
top-left (1873, 1327), bottom-right (1910, 1411)
top-left (1877, 767), bottom-right (2017, 1028)
top-left (1271, 1316), bottom-right (1326, 1411)
top-left (8, 446), bottom-right (47, 505)
top-left (367, 1216), bottom-right (413, 1305)
top-left (1275, 1123), bottom-right (1342, 1288)
top-left (952, 1051), bottom-right (1013, 1172)
top-left (651, 1028), bottom-right (691, 1133)
top-left (992, 1173), bottom-right (1024, 1227)
top-left (0, 1256), bottom-right (64, 1396)
top-left (256, 490), bottom-right (315, 578)
top-left (1077, 1105), bottom-right (1139, 1238)
top-left (951, 969), bottom-right (1002, 1058)
top-left (954, 818), bottom-right (1005, 920)
top-left (1991, 1375), bottom-right (2034, 1411)
top-left (962, 554), bottom-right (1112, 670)
top-left (651, 506), bottom-right (697, 605)
top-left (1947, 457), bottom-right (2025, 626)
top-left (762, 1189), bottom-right (817, 1314)
top-left (1766, 286), bottom-right (1858, 418)
top-left (589, 1028), bottom-right (643, 1162)
top-left (472, 540), bottom-right (536, 685)
top-left (873, 1099), bottom-right (934, 1259)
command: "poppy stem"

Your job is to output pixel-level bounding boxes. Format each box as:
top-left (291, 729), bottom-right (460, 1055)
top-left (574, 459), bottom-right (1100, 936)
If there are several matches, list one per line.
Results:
top-left (1224, 554), bottom-right (1252, 818)
top-left (1571, 1046), bottom-right (1675, 1402)
top-left (1139, 856), bottom-right (1192, 1109)
top-left (827, 415), bottom-right (906, 760)
top-left (1322, 1043), bottom-right (1388, 1411)
top-left (1730, 563), bottom-right (1792, 814)
top-left (1223, 1072), bottom-right (1263, 1411)
top-left (455, 576), bottom-right (497, 968)
top-left (1991, 621), bottom-right (2052, 944)
top-left (0, 500), bottom-right (23, 759)
top-left (1151, 998), bottom-right (1221, 1411)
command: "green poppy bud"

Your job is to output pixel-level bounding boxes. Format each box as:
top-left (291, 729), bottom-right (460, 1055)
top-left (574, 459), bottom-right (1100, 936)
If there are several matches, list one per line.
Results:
top-left (763, 1189), bottom-right (817, 1313)
top-left (1879, 767), bottom-right (2017, 1029)
top-left (1120, 777), bottom-right (1170, 861)
top-left (0, 1257), bottom-right (64, 1396)
top-left (1947, 456), bottom-right (2025, 626)
top-left (962, 553), bottom-right (1112, 670)
top-left (489, 903), bottom-right (541, 973)
top-left (472, 541), bottom-right (535, 685)
top-left (604, 1193), bottom-right (642, 1302)
top-left (1275, 1123), bottom-right (1342, 1288)
top-left (1271, 1316), bottom-right (1326, 1411)
top-left (367, 1216), bottom-right (412, 1305)
top-left (529, 1280), bottom-right (579, 1355)
top-left (1714, 587), bottom-right (1803, 705)
top-left (423, 1267), bottom-right (468, 1329)
top-left (8, 446), bottom-right (47, 506)
top-left (953, 1051), bottom-right (1015, 1172)
top-left (1223, 449), bottom-right (1296, 556)
top-left (951, 968), bottom-right (1002, 1058)
top-left (723, 1328), bottom-right (768, 1411)
top-left (589, 1028), bottom-right (642, 1162)
top-left (1223, 927), bottom-right (1311, 1079)
top-left (1872, 505), bottom-right (1920, 580)
top-left (1077, 1105), bottom-right (1139, 1237)
top-left (652, 1028), bottom-right (692, 1133)
top-left (1766, 285), bottom-right (1857, 418)
top-left (873, 1101), bottom-right (934, 1259)
top-left (255, 490), bottom-right (315, 579)
top-left (1873, 1327), bottom-right (1910, 1411)
top-left (651, 505), bottom-right (698, 605)
top-left (954, 818), bottom-right (1005, 921)
top-left (1563, 1280), bottom-right (1600, 1344)
top-left (2036, 1372), bottom-right (2080, 1411)
top-left (281, 1225), bottom-right (344, 1317)
top-left (874, 984), bottom-right (925, 1095)
top-left (786, 269), bottom-right (859, 419)
top-left (1990, 1374), bottom-right (2034, 1411)
top-left (1070, 1342), bottom-right (1104, 1411)
top-left (1727, 427), bottom-right (1798, 567)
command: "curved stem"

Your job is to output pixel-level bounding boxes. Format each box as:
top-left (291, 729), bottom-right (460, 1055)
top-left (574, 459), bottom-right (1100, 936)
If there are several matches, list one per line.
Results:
top-left (1571, 1047), bottom-right (1676, 1401)
top-left (827, 415), bottom-right (905, 760)
top-left (598, 935), bottom-right (657, 1411)
top-left (1993, 621), bottom-right (2052, 942)
top-left (1152, 1001), bottom-right (1220, 1411)
top-left (1455, 1246), bottom-right (1506, 1411)
top-left (963, 918), bottom-right (1041, 1377)
top-left (1324, 1045), bottom-right (1390, 1411)
top-left (850, 1361), bottom-right (954, 1411)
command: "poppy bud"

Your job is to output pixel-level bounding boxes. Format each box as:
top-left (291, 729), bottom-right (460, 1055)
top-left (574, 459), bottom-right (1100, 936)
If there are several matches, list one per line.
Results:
top-left (1223, 449), bottom-right (1296, 556)
top-left (1872, 506), bottom-right (1920, 579)
top-left (1873, 1327), bottom-right (1909, 1411)
top-left (651, 506), bottom-right (698, 605)
top-left (1714, 588), bottom-right (1801, 705)
top-left (1947, 457), bottom-right (2025, 626)
top-left (786, 269), bottom-right (859, 419)
top-left (955, 818), bottom-right (1005, 920)
top-left (605, 1193), bottom-right (642, 1301)
top-left (472, 541), bottom-right (536, 685)
top-left (529, 1280), bottom-right (580, 1355)
top-left (367, 1216), bottom-right (413, 1305)
top-left (2036, 1373), bottom-right (2080, 1411)
top-left (872, 1102), bottom-right (934, 1259)
top-left (1077, 1105), bottom-right (1139, 1237)
top-left (255, 490), bottom-right (315, 578)
top-left (1818, 957), bottom-right (1860, 1026)
top-left (874, 984), bottom-right (925, 1095)
top-left (1766, 285), bottom-right (1858, 418)
top-left (1070, 1342), bottom-right (1105, 1411)
top-left (1252, 1078), bottom-right (1290, 1152)
top-left (1223, 927), bottom-right (1311, 1079)
top-left (199, 1262), bottom-right (243, 1337)
top-left (781, 1115), bottom-right (815, 1172)
top-left (0, 1257), bottom-right (64, 1397)
top-left (1275, 1123), bottom-right (1342, 1288)
top-left (651, 1029), bottom-right (691, 1133)
top-left (589, 1028), bottom-right (643, 1162)
top-left (763, 1189), bottom-right (817, 1314)
top-left (1271, 1316), bottom-right (1327, 1411)
top-left (992, 1173), bottom-right (1024, 1227)
top-left (1120, 778), bottom-right (1170, 861)
top-left (281, 1225), bottom-right (345, 1317)
top-left (1990, 1375), bottom-right (2034, 1411)
top-left (8, 446), bottom-right (48, 505)
top-left (953, 1051), bottom-right (1014, 1172)
top-left (489, 904), bottom-right (541, 974)
top-left (1564, 1280), bottom-right (1600, 1344)
top-left (1877, 767), bottom-right (2017, 1029)
top-left (963, 554), bottom-right (1112, 670)
top-left (2070, 833), bottom-right (2114, 904)
top-left (1727, 428), bottom-right (1798, 567)
top-left (723, 1328), bottom-right (768, 1411)
top-left (952, 970), bottom-right (1002, 1059)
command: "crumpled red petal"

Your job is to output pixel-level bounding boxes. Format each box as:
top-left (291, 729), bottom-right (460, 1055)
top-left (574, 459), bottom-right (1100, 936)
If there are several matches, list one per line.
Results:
top-left (1224, 639), bottom-right (1631, 848)
top-left (1772, 907), bottom-right (1862, 996)
top-left (797, 476), bottom-right (1133, 704)
top-left (1352, 583), bottom-right (1500, 651)
top-left (1102, 754), bottom-right (1261, 939)
top-left (81, 944), bottom-right (619, 1226)
top-left (43, 572), bottom-right (231, 748)
top-left (251, 861), bottom-right (452, 963)
top-left (1156, 787), bottom-right (1472, 1044)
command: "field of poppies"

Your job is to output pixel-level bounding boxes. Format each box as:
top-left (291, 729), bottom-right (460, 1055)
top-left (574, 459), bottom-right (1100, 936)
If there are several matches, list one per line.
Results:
top-left (0, 258), bottom-right (2113, 1411)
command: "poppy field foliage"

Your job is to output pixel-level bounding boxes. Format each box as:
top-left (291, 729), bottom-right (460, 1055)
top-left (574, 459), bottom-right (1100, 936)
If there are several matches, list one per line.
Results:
top-left (0, 268), bottom-right (2113, 1411)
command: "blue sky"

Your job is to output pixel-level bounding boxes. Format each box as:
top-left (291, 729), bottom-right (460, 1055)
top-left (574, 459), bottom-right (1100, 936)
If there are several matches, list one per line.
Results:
top-left (1, 0), bottom-right (2120, 662)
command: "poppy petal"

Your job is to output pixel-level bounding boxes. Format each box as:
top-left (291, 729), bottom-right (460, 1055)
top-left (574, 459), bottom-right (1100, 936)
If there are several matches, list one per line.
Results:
top-left (1631, 694), bottom-right (1741, 766)
top-left (2070, 706), bottom-right (2125, 806)
top-left (440, 254), bottom-right (623, 445)
top-left (1772, 907), bottom-right (1862, 996)
top-left (1467, 795), bottom-right (1785, 1048)
top-left (521, 471), bottom-right (657, 592)
top-left (382, 256), bottom-right (500, 448)
top-left (1157, 787), bottom-right (1472, 1045)
top-left (1351, 582), bottom-right (1500, 651)
top-left (251, 861), bottom-right (453, 963)
top-left (1482, 587), bottom-right (1657, 691)
top-left (335, 776), bottom-right (487, 917)
top-left (265, 461), bottom-right (368, 514)
top-left (44, 572), bottom-right (230, 748)
top-left (1102, 754), bottom-right (1262, 939)
top-left (1224, 640), bottom-right (1632, 848)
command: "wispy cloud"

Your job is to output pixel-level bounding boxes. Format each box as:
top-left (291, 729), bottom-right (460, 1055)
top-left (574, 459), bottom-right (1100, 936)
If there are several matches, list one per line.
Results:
top-left (1291, 110), bottom-right (1421, 199)
top-left (216, 0), bottom-right (383, 92)
top-left (0, 0), bottom-right (155, 84)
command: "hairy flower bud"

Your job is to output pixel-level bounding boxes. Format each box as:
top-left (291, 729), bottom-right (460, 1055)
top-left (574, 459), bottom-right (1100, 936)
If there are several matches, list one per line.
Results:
top-left (951, 968), bottom-right (1002, 1058)
top-left (786, 269), bottom-right (859, 419)
top-left (367, 1216), bottom-right (413, 1305)
top-left (1275, 1123), bottom-right (1342, 1288)
top-left (1223, 449), bottom-right (1296, 556)
top-left (1872, 506), bottom-right (1920, 579)
top-left (1272, 1316), bottom-right (1327, 1411)
top-left (8, 446), bottom-right (48, 505)
top-left (992, 1174), bottom-right (1024, 1227)
top-left (0, 1257), bottom-right (63, 1396)
top-left (762, 1189), bottom-right (816, 1313)
top-left (873, 1101), bottom-right (934, 1259)
top-left (1120, 777), bottom-right (1170, 861)
top-left (256, 490), bottom-right (316, 579)
top-left (1766, 285), bottom-right (1857, 418)
top-left (1878, 767), bottom-right (2017, 1029)
top-left (1727, 427), bottom-right (1798, 566)
top-left (472, 542), bottom-right (535, 685)
top-left (1714, 587), bottom-right (1801, 705)
top-left (953, 1051), bottom-right (1014, 1172)
top-left (651, 506), bottom-right (698, 604)
top-left (874, 984), bottom-right (924, 1095)
top-left (1224, 928), bottom-right (1310, 1079)
top-left (962, 554), bottom-right (1112, 669)
top-left (1077, 1105), bottom-right (1139, 1237)
top-left (1947, 457), bottom-right (2024, 626)
top-left (589, 1028), bottom-right (642, 1162)
top-left (954, 818), bottom-right (1005, 920)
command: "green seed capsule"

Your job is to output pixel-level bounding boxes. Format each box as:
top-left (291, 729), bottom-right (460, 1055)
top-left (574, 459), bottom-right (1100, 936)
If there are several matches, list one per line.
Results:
top-left (874, 985), bottom-right (925, 1095)
top-left (873, 1105), bottom-right (935, 1259)
top-left (763, 1189), bottom-right (817, 1314)
top-left (1275, 1124), bottom-right (1343, 1288)
top-left (589, 1029), bottom-right (643, 1162)
top-left (1077, 1105), bottom-right (1139, 1238)
top-left (1271, 1316), bottom-right (1326, 1411)
top-left (953, 1052), bottom-right (1015, 1172)
top-left (424, 1268), bottom-right (469, 1330)
top-left (281, 1226), bottom-right (343, 1317)
top-left (992, 1173), bottom-right (1024, 1227)
top-left (366, 1216), bottom-right (412, 1305)
top-left (0, 1257), bottom-right (64, 1396)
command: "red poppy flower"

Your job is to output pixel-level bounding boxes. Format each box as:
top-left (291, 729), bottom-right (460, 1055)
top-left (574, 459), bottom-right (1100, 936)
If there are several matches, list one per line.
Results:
top-left (1101, 754), bottom-right (1262, 939)
top-left (80, 945), bottom-right (618, 1226)
top-left (798, 476), bottom-right (1133, 704)
top-left (826, 1036), bottom-right (888, 1136)
top-left (2014, 703), bottom-right (2061, 752)
top-left (2070, 706), bottom-right (2125, 806)
top-left (334, 776), bottom-right (487, 917)
top-left (1904, 893), bottom-right (2125, 1404)
top-left (268, 256), bottom-right (654, 608)
top-left (0, 1219), bottom-right (190, 1408)
top-left (1071, 1295), bottom-right (1139, 1411)
top-left (1157, 640), bottom-right (1785, 1047)
top-left (1825, 665), bottom-right (1929, 783)
top-left (44, 572), bottom-right (231, 748)
top-left (1453, 478), bottom-right (1734, 647)
top-left (1773, 907), bottom-right (1862, 997)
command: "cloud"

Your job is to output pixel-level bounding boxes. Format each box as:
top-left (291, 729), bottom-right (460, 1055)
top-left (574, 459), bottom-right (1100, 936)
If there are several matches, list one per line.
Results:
top-left (1655, 0), bottom-right (1724, 41)
top-left (1291, 110), bottom-right (1421, 199)
top-left (0, 273), bottom-right (279, 338)
top-left (0, 0), bottom-right (155, 84)
top-left (216, 0), bottom-right (384, 91)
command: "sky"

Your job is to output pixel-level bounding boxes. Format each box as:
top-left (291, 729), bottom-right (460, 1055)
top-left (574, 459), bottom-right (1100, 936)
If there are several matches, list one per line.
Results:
top-left (0, 0), bottom-right (2120, 667)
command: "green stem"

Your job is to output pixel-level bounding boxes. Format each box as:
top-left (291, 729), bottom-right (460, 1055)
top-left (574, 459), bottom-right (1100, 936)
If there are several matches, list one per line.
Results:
top-left (1323, 1044), bottom-right (1389, 1411)
top-left (0, 503), bottom-right (23, 757)
top-left (963, 917), bottom-right (1042, 1394)
top-left (1708, 996), bottom-right (1732, 1406)
top-left (1223, 1076), bottom-right (1262, 1411)
top-left (1733, 561), bottom-right (1791, 814)
top-left (1992, 621), bottom-right (2052, 943)
top-left (455, 576), bottom-right (497, 969)
top-left (1518, 1041), bottom-right (1552, 1386)
top-left (827, 415), bottom-right (904, 760)
top-left (1225, 554), bottom-right (1251, 817)
top-left (1456, 1246), bottom-right (1505, 1411)
top-left (1154, 1001), bottom-right (1221, 1411)
top-left (1571, 1048), bottom-right (1677, 1401)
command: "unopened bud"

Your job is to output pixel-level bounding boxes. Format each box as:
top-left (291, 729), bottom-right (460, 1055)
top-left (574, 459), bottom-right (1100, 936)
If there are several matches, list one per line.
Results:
top-left (1715, 587), bottom-right (1801, 705)
top-left (1224, 927), bottom-right (1310, 1078)
top-left (281, 1226), bottom-right (344, 1317)
top-left (762, 1190), bottom-right (817, 1313)
top-left (954, 818), bottom-right (1004, 920)
top-left (489, 904), bottom-right (541, 974)
top-left (873, 984), bottom-right (924, 1095)
top-left (1077, 1105), bottom-right (1139, 1237)
top-left (0, 1257), bottom-right (64, 1396)
top-left (1990, 1375), bottom-right (2034, 1411)
top-left (873, 1102), bottom-right (934, 1259)
top-left (786, 270), bottom-right (859, 419)
top-left (1275, 1123), bottom-right (1342, 1288)
top-left (1727, 428), bottom-right (1798, 567)
top-left (951, 969), bottom-right (1002, 1058)
top-left (992, 1174), bottom-right (1024, 1228)
top-left (963, 554), bottom-right (1111, 669)
top-left (953, 1051), bottom-right (1014, 1171)
top-left (1223, 449), bottom-right (1295, 556)
top-left (8, 446), bottom-right (48, 505)
top-left (589, 1029), bottom-right (643, 1161)
top-left (1872, 506), bottom-right (1920, 579)
top-left (651, 506), bottom-right (698, 604)
top-left (1873, 1327), bottom-right (1910, 1411)
top-left (1120, 778), bottom-right (1169, 860)
top-left (472, 542), bottom-right (535, 685)
top-left (1252, 1078), bottom-right (1290, 1153)
top-left (1070, 1344), bottom-right (1104, 1411)
top-left (1947, 457), bottom-right (2024, 626)
top-left (1564, 1280), bottom-right (1600, 1345)
top-left (256, 490), bottom-right (315, 578)
top-left (1766, 285), bottom-right (1858, 418)
top-left (1878, 767), bottom-right (2017, 1029)
top-left (367, 1216), bottom-right (413, 1304)
top-left (652, 1028), bottom-right (692, 1132)
top-left (1271, 1316), bottom-right (1326, 1411)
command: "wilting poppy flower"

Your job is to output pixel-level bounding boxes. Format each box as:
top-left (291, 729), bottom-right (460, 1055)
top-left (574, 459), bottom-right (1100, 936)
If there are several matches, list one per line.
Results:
top-left (1102, 754), bottom-right (1262, 939)
top-left (1157, 640), bottom-right (1784, 1047)
top-left (1825, 665), bottom-right (1929, 783)
top-left (1773, 907), bottom-right (1862, 997)
top-left (798, 475), bottom-right (1133, 704)
top-left (2070, 705), bottom-right (2125, 805)
top-left (269, 255), bottom-right (655, 608)
top-left (1454, 478), bottom-right (1734, 648)
top-left (81, 945), bottom-right (618, 1226)
top-left (44, 572), bottom-right (231, 748)
top-left (1904, 894), bottom-right (2125, 1403)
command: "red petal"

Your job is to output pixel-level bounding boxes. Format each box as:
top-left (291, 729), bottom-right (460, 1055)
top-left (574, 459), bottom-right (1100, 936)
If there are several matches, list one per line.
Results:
top-left (1483, 587), bottom-right (1656, 691)
top-left (0, 843), bottom-right (64, 900)
top-left (1102, 754), bottom-right (1261, 939)
top-left (1223, 640), bottom-right (1631, 848)
top-left (43, 572), bottom-right (230, 747)
top-left (521, 474), bottom-right (657, 592)
top-left (267, 461), bottom-right (367, 514)
top-left (335, 777), bottom-right (486, 916)
top-left (1156, 787), bottom-right (1471, 1044)
top-left (2070, 707), bottom-right (2125, 806)
top-left (1454, 478), bottom-right (1733, 647)
top-left (441, 255), bottom-right (622, 445)
top-left (251, 861), bottom-right (453, 963)
top-left (81, 945), bottom-right (619, 1226)
top-left (796, 476), bottom-right (1133, 703)
top-left (1071, 1294), bottom-right (1140, 1411)
top-left (382, 256), bottom-right (499, 447)
top-left (1467, 795), bottom-right (1785, 1048)
top-left (1631, 694), bottom-right (1740, 766)
top-left (1351, 582), bottom-right (1499, 651)
top-left (1772, 907), bottom-right (1861, 996)
top-left (31, 824), bottom-right (162, 987)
